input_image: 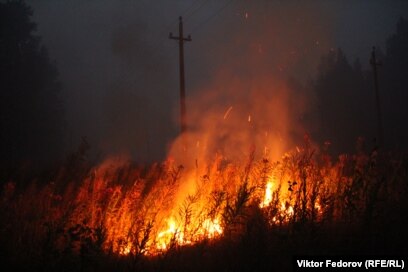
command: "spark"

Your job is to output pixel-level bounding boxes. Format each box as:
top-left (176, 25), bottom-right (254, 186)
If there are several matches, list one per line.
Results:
top-left (223, 106), bottom-right (233, 120)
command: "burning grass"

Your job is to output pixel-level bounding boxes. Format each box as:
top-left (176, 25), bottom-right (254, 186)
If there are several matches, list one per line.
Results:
top-left (1, 145), bottom-right (407, 271)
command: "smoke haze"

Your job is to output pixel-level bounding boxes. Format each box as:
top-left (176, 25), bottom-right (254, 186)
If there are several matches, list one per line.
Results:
top-left (26, 0), bottom-right (408, 162)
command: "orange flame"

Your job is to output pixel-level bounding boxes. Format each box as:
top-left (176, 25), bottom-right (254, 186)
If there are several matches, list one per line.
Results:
top-left (260, 179), bottom-right (273, 208)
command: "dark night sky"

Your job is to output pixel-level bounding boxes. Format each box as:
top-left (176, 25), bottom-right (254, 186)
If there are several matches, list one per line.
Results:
top-left (25, 0), bottom-right (408, 162)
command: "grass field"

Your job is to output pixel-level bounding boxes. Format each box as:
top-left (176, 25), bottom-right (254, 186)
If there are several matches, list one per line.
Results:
top-left (1, 145), bottom-right (407, 271)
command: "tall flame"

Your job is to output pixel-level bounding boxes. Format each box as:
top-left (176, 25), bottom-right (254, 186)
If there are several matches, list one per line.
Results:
top-left (260, 180), bottom-right (273, 208)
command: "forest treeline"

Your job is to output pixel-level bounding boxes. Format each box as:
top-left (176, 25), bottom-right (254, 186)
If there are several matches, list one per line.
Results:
top-left (1, 1), bottom-right (407, 183)
top-left (0, 1), bottom-right (65, 177)
top-left (310, 17), bottom-right (408, 154)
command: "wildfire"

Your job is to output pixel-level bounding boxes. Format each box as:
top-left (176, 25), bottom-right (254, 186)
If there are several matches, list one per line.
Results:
top-left (32, 134), bottom-right (361, 259)
top-left (87, 153), bottom-right (319, 256)
top-left (119, 242), bottom-right (132, 256)
top-left (153, 217), bottom-right (223, 252)
top-left (156, 218), bottom-right (181, 250)
top-left (201, 218), bottom-right (223, 237)
top-left (3, 141), bottom-right (386, 262)
top-left (260, 180), bottom-right (273, 208)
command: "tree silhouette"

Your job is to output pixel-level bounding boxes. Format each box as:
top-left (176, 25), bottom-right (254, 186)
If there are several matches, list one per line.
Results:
top-left (312, 18), bottom-right (408, 154)
top-left (381, 17), bottom-right (408, 150)
top-left (312, 48), bottom-right (374, 154)
top-left (0, 0), bottom-right (65, 173)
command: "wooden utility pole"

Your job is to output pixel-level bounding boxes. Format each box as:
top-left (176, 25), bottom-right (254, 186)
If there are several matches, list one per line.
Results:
top-left (370, 46), bottom-right (384, 148)
top-left (170, 16), bottom-right (191, 134)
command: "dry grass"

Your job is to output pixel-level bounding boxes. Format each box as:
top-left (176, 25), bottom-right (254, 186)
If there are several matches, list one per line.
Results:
top-left (1, 145), bottom-right (407, 271)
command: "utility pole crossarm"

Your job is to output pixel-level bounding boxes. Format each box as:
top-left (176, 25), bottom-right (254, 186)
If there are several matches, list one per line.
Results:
top-left (169, 16), bottom-right (192, 41)
top-left (169, 32), bottom-right (192, 42)
top-left (169, 16), bottom-right (191, 134)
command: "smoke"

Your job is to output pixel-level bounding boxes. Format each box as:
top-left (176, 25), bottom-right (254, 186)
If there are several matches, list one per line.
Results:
top-left (28, 1), bottom-right (406, 164)
top-left (29, 1), bottom-right (182, 162)
top-left (168, 1), bottom-right (333, 167)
